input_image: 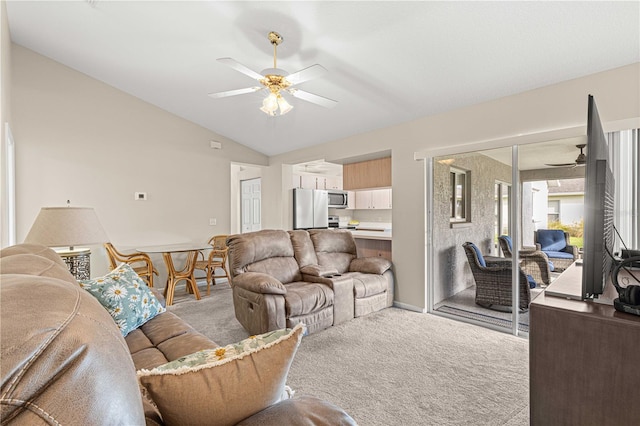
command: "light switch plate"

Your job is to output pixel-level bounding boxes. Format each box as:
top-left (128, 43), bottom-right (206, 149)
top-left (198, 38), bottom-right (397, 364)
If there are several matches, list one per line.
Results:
top-left (209, 218), bottom-right (217, 226)
top-left (134, 192), bottom-right (147, 200)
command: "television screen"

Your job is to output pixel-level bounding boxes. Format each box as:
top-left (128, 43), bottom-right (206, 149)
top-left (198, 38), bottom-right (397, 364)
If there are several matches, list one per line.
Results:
top-left (582, 95), bottom-right (615, 299)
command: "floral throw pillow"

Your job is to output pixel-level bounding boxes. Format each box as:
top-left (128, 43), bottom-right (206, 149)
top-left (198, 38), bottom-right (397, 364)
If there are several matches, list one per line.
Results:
top-left (79, 263), bottom-right (165, 336)
top-left (137, 323), bottom-right (305, 426)
top-left (155, 327), bottom-right (295, 371)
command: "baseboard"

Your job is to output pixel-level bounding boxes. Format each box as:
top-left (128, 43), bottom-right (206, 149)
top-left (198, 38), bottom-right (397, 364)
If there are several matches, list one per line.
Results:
top-left (393, 301), bottom-right (427, 313)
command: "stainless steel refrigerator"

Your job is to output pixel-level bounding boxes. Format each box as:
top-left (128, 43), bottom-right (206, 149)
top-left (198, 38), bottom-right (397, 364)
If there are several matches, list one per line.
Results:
top-left (293, 188), bottom-right (328, 229)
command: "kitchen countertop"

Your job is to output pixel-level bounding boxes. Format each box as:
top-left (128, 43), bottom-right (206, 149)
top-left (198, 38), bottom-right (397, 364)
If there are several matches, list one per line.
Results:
top-left (345, 222), bottom-right (392, 240)
top-left (349, 229), bottom-right (392, 240)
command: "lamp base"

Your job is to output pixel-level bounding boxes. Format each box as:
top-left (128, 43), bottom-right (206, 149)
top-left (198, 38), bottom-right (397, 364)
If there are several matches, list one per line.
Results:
top-left (55, 248), bottom-right (91, 280)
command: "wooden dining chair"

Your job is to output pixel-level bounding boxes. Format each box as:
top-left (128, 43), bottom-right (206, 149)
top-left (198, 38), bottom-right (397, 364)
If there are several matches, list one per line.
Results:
top-left (194, 235), bottom-right (231, 295)
top-left (104, 242), bottom-right (158, 288)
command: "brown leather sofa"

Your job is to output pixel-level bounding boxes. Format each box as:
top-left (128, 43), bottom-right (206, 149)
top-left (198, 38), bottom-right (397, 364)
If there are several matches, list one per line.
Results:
top-left (227, 229), bottom-right (394, 335)
top-left (0, 244), bottom-right (355, 425)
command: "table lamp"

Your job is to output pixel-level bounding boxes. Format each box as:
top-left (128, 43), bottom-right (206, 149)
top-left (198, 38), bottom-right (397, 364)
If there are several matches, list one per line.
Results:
top-left (24, 206), bottom-right (108, 280)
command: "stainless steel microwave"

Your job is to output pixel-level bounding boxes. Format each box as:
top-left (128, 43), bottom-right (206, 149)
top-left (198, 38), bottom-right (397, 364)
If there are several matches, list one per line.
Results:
top-left (328, 190), bottom-right (348, 208)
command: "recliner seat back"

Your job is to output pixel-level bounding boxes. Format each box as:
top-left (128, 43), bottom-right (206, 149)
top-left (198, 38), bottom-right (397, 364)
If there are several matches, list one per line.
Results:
top-left (308, 230), bottom-right (357, 274)
top-left (226, 230), bottom-right (302, 284)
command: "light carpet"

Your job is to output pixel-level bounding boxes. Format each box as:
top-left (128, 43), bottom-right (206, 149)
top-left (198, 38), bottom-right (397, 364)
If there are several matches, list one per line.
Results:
top-left (169, 281), bottom-right (529, 426)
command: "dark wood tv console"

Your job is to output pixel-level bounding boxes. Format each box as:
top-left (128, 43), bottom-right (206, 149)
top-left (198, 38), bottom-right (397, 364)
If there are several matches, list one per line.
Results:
top-left (530, 263), bottom-right (640, 425)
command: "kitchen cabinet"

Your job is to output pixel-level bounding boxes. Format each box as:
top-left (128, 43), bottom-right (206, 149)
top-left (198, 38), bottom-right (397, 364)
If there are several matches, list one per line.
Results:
top-left (295, 174), bottom-right (343, 190)
top-left (343, 157), bottom-right (391, 190)
top-left (292, 173), bottom-right (302, 188)
top-left (300, 174), bottom-right (318, 189)
top-left (355, 188), bottom-right (392, 209)
top-left (324, 176), bottom-right (343, 190)
top-left (346, 191), bottom-right (356, 209)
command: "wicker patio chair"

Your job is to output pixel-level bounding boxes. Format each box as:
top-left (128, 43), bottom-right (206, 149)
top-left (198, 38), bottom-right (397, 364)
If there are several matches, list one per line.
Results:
top-left (534, 229), bottom-right (578, 271)
top-left (462, 242), bottom-right (531, 312)
top-left (104, 242), bottom-right (158, 288)
top-left (194, 235), bottom-right (231, 295)
top-left (499, 235), bottom-right (554, 285)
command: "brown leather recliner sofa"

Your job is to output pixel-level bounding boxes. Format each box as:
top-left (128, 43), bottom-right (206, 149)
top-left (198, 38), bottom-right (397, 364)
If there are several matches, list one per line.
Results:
top-left (227, 229), bottom-right (394, 335)
top-left (0, 243), bottom-right (355, 425)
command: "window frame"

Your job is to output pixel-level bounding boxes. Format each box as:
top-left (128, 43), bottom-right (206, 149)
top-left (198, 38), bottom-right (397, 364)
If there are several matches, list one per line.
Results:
top-left (449, 167), bottom-right (472, 227)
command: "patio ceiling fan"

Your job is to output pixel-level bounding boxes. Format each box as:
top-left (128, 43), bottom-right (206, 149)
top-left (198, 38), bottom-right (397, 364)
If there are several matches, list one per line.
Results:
top-left (545, 144), bottom-right (587, 168)
top-left (208, 31), bottom-right (337, 116)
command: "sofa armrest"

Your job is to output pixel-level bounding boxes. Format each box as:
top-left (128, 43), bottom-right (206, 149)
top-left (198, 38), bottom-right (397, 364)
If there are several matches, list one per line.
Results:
top-left (303, 274), bottom-right (354, 326)
top-left (300, 265), bottom-right (339, 277)
top-left (564, 244), bottom-right (579, 257)
top-left (349, 257), bottom-right (392, 275)
top-left (232, 272), bottom-right (287, 295)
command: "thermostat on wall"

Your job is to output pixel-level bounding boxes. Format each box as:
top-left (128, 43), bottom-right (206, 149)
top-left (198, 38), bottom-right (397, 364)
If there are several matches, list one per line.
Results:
top-left (134, 192), bottom-right (147, 201)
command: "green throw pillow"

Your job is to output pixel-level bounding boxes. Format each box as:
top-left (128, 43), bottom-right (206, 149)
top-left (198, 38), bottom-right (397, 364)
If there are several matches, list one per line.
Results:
top-left (79, 263), bottom-right (165, 336)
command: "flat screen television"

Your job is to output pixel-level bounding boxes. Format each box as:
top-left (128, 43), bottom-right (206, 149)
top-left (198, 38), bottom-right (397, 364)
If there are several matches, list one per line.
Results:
top-left (581, 95), bottom-right (616, 300)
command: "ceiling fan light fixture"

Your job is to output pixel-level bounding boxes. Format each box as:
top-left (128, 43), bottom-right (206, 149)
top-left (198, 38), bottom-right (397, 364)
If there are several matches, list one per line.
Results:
top-left (277, 95), bottom-right (293, 115)
top-left (262, 92), bottom-right (279, 112)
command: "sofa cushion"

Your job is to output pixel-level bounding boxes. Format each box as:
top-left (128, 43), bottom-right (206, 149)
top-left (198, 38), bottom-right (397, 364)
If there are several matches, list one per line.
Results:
top-left (349, 257), bottom-right (392, 274)
top-left (537, 229), bottom-right (567, 251)
top-left (235, 395), bottom-right (357, 426)
top-left (289, 230), bottom-right (319, 267)
top-left (245, 257), bottom-right (302, 285)
top-left (125, 311), bottom-right (218, 370)
top-left (544, 250), bottom-right (575, 259)
top-left (79, 263), bottom-right (165, 336)
top-left (0, 252), bottom-right (77, 285)
top-left (284, 281), bottom-right (334, 317)
top-left (1, 274), bottom-right (145, 425)
top-left (0, 243), bottom-right (71, 266)
top-left (137, 323), bottom-right (304, 426)
top-left (309, 230), bottom-right (357, 274)
top-left (227, 229), bottom-right (302, 284)
top-left (348, 272), bottom-right (388, 299)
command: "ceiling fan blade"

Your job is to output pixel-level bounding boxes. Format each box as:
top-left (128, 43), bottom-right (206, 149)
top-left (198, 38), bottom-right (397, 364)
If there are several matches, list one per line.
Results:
top-left (286, 64), bottom-right (327, 86)
top-left (208, 87), bottom-right (262, 99)
top-left (217, 58), bottom-right (264, 81)
top-left (286, 88), bottom-right (337, 108)
top-left (545, 163), bottom-right (577, 167)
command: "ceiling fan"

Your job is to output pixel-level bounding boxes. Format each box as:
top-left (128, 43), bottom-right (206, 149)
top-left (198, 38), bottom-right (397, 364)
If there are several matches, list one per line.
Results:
top-left (208, 31), bottom-right (337, 116)
top-left (545, 144), bottom-right (587, 167)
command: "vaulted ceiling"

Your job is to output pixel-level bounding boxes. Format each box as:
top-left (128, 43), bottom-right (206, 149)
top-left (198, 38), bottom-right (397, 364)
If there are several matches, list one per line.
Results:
top-left (6, 1), bottom-right (639, 156)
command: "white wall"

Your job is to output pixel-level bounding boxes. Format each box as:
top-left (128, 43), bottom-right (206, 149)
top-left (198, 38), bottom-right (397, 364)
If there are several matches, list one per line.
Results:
top-left (550, 194), bottom-right (585, 226)
top-left (265, 63), bottom-right (640, 311)
top-left (11, 44), bottom-right (268, 279)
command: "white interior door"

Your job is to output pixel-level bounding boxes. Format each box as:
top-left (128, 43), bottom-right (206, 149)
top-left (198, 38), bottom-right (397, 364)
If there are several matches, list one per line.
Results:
top-left (241, 178), bottom-right (261, 233)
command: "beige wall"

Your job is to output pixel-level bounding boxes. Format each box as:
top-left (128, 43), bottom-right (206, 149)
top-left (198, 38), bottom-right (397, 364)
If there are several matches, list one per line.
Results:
top-left (1, 1), bottom-right (13, 248)
top-left (7, 33), bottom-right (639, 310)
top-left (266, 62), bottom-right (640, 311)
top-left (11, 44), bottom-right (268, 279)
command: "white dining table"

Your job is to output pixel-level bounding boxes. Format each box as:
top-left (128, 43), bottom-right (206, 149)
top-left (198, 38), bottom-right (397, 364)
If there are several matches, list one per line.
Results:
top-left (136, 243), bottom-right (209, 306)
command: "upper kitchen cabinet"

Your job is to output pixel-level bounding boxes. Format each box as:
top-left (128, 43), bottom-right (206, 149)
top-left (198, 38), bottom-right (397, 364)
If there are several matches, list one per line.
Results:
top-left (355, 188), bottom-right (392, 209)
top-left (293, 173), bottom-right (343, 190)
top-left (324, 176), bottom-right (343, 190)
top-left (343, 157), bottom-right (391, 190)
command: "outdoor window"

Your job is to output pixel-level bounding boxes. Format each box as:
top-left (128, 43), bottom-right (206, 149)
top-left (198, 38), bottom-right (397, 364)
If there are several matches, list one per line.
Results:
top-left (450, 167), bottom-right (471, 224)
top-left (548, 200), bottom-right (560, 223)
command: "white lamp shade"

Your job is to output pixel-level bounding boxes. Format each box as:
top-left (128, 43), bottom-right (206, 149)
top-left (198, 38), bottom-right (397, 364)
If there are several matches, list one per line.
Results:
top-left (24, 207), bottom-right (108, 248)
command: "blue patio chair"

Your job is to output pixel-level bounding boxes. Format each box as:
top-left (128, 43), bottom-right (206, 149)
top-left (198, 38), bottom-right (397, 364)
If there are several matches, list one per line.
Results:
top-left (462, 242), bottom-right (532, 312)
top-left (534, 229), bottom-right (578, 271)
top-left (498, 235), bottom-right (554, 285)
